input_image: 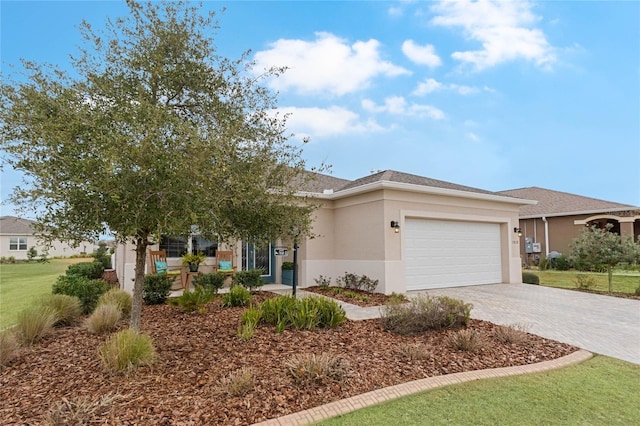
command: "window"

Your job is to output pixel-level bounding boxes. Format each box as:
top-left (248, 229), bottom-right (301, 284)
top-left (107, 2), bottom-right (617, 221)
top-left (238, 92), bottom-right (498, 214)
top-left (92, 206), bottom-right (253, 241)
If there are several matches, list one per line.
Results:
top-left (159, 236), bottom-right (187, 258)
top-left (191, 236), bottom-right (217, 257)
top-left (9, 237), bottom-right (28, 251)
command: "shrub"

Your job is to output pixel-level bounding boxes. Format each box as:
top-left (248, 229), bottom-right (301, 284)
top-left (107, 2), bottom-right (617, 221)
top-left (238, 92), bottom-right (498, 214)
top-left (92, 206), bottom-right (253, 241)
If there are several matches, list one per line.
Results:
top-left (285, 352), bottom-right (350, 385)
top-left (86, 304), bottom-right (121, 334)
top-left (314, 275), bottom-right (331, 288)
top-left (554, 255), bottom-right (571, 271)
top-left (44, 393), bottom-right (124, 425)
top-left (14, 305), bottom-right (58, 345)
top-left (0, 330), bottom-right (20, 368)
top-left (397, 343), bottom-right (433, 361)
top-left (388, 292), bottom-right (407, 304)
top-left (447, 329), bottom-right (484, 352)
top-left (221, 285), bottom-right (251, 307)
top-left (39, 294), bottom-right (83, 326)
top-left (335, 272), bottom-right (378, 293)
top-left (493, 323), bottom-right (530, 345)
top-left (142, 274), bottom-right (173, 305)
top-left (98, 288), bottom-right (132, 316)
top-left (232, 269), bottom-right (264, 292)
top-left (282, 261), bottom-right (294, 270)
top-left (574, 274), bottom-right (597, 290)
top-left (522, 272), bottom-right (540, 285)
top-left (92, 242), bottom-right (112, 270)
top-left (193, 272), bottom-right (226, 293)
top-left (52, 275), bottom-right (111, 314)
top-left (219, 367), bottom-right (254, 397)
top-left (635, 285), bottom-right (640, 296)
top-left (98, 329), bottom-right (155, 373)
top-left (256, 295), bottom-right (346, 332)
top-left (66, 261), bottom-right (105, 280)
top-left (538, 257), bottom-right (550, 270)
top-left (168, 286), bottom-right (215, 313)
top-left (27, 246), bottom-right (38, 262)
top-left (380, 294), bottom-right (472, 335)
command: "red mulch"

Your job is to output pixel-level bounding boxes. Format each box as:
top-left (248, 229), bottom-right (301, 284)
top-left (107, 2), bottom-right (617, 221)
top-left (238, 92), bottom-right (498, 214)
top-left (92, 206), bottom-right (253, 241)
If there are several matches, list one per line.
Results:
top-left (303, 286), bottom-right (395, 307)
top-left (0, 292), bottom-right (577, 425)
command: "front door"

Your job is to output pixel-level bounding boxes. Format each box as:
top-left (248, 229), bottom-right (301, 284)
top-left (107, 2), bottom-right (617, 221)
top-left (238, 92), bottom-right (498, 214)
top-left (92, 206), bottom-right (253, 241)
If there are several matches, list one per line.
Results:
top-left (241, 242), bottom-right (275, 283)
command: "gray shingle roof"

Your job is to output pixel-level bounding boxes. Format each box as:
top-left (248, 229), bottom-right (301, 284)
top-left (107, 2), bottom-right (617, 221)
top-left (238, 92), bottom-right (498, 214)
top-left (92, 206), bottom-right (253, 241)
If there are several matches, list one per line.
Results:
top-left (297, 171), bottom-right (351, 193)
top-left (0, 216), bottom-right (35, 235)
top-left (336, 170), bottom-right (502, 196)
top-left (497, 187), bottom-right (638, 217)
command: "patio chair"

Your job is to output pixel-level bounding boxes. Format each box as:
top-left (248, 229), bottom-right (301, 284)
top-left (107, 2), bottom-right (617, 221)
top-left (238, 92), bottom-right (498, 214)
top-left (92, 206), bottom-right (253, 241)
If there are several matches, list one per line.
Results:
top-left (215, 250), bottom-right (236, 276)
top-left (149, 250), bottom-right (184, 289)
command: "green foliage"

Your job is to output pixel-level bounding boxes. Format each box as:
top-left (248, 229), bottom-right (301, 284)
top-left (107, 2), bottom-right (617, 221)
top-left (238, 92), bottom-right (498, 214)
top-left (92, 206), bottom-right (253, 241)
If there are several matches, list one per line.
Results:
top-left (168, 286), bottom-right (215, 313)
top-left (14, 305), bottom-right (58, 345)
top-left (85, 304), bottom-right (122, 335)
top-left (27, 247), bottom-right (38, 262)
top-left (285, 352), bottom-right (351, 385)
top-left (538, 256), bottom-right (550, 270)
top-left (93, 242), bottom-right (112, 270)
top-left (0, 330), bottom-right (20, 368)
top-left (142, 274), bottom-right (173, 305)
top-left (253, 295), bottom-right (346, 334)
top-left (522, 272), bottom-right (540, 285)
top-left (574, 273), bottom-right (597, 290)
top-left (52, 275), bottom-right (110, 314)
top-left (221, 285), bottom-right (252, 307)
top-left (553, 255), bottom-right (571, 271)
top-left (232, 269), bottom-right (264, 292)
top-left (98, 288), bottom-right (132, 316)
top-left (192, 272), bottom-right (226, 293)
top-left (388, 292), bottom-right (407, 304)
top-left (239, 306), bottom-right (262, 340)
top-left (282, 261), bottom-right (294, 270)
top-left (98, 329), bottom-right (155, 373)
top-left (181, 252), bottom-right (205, 267)
top-left (38, 294), bottom-right (83, 326)
top-left (66, 261), bottom-right (105, 280)
top-left (0, 0), bottom-right (319, 331)
top-left (335, 272), bottom-right (378, 293)
top-left (380, 295), bottom-right (472, 335)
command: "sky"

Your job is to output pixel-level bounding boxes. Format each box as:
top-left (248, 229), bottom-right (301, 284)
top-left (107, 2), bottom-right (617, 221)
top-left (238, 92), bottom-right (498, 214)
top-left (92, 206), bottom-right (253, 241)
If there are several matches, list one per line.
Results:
top-left (1, 0), bottom-right (639, 217)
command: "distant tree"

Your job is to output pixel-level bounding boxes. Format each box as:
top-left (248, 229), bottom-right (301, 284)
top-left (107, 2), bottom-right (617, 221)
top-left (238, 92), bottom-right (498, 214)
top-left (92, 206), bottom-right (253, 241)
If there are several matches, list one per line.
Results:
top-left (26, 247), bottom-right (38, 262)
top-left (570, 224), bottom-right (635, 292)
top-left (0, 0), bottom-right (317, 330)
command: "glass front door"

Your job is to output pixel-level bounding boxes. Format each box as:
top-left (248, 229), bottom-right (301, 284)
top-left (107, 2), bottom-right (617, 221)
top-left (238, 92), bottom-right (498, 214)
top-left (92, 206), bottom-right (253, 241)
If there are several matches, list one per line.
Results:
top-left (242, 242), bottom-right (275, 283)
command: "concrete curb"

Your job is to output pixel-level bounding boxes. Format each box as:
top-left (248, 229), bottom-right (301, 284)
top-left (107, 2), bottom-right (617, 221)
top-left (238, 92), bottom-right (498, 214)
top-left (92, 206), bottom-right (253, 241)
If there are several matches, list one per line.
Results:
top-left (252, 349), bottom-right (593, 426)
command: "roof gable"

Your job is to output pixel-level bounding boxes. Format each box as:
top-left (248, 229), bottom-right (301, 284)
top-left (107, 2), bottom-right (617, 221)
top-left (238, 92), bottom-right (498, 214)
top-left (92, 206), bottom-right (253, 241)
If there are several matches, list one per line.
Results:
top-left (0, 216), bottom-right (35, 235)
top-left (498, 187), bottom-right (637, 217)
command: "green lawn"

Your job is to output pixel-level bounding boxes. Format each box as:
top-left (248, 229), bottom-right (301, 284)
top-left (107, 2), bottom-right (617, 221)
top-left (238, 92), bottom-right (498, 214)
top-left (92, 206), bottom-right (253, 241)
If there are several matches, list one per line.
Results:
top-left (0, 258), bottom-right (92, 329)
top-left (530, 269), bottom-right (640, 294)
top-left (319, 356), bottom-right (640, 425)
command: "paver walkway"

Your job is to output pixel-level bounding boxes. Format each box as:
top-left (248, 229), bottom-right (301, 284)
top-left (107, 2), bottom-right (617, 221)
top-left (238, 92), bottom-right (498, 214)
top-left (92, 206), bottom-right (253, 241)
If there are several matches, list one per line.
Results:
top-left (415, 283), bottom-right (640, 365)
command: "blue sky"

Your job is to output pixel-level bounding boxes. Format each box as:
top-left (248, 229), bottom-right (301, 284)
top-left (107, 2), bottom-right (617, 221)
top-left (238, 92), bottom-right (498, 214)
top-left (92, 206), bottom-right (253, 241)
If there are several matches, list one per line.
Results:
top-left (1, 0), bottom-right (639, 216)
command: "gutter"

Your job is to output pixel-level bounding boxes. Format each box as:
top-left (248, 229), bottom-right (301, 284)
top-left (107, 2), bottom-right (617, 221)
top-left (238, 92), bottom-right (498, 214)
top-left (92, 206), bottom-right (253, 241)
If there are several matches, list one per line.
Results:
top-left (542, 216), bottom-right (550, 256)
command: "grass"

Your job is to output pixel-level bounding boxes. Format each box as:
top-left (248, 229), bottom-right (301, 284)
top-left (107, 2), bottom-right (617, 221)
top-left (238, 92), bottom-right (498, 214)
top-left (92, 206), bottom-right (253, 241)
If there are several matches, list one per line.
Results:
top-left (0, 258), bottom-right (92, 329)
top-left (531, 269), bottom-right (640, 294)
top-left (319, 356), bottom-right (640, 425)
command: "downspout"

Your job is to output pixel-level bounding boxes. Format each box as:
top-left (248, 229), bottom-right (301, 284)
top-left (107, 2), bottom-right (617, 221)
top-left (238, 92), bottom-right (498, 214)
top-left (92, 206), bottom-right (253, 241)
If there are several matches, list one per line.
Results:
top-left (542, 216), bottom-right (549, 257)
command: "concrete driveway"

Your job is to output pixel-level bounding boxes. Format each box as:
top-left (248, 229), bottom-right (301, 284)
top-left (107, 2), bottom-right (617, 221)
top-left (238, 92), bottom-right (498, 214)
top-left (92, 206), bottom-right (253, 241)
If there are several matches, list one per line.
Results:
top-left (412, 284), bottom-right (640, 365)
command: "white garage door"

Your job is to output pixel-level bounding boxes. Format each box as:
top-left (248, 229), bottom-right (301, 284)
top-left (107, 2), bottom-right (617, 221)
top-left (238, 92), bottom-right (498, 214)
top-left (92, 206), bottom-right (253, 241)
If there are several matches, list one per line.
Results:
top-left (404, 219), bottom-right (502, 290)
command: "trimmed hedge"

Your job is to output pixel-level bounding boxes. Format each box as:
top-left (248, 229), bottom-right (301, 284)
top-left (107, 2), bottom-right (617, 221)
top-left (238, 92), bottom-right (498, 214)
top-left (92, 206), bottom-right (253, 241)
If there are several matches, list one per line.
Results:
top-left (522, 272), bottom-right (540, 285)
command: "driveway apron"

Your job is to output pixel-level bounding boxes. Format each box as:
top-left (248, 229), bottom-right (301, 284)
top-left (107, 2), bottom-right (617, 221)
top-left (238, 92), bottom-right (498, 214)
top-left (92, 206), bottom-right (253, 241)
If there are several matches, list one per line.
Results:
top-left (412, 284), bottom-right (640, 364)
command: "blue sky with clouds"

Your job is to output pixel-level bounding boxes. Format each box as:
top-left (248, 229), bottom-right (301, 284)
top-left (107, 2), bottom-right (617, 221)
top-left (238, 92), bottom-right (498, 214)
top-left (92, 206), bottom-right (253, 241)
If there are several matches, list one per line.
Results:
top-left (1, 0), bottom-right (639, 216)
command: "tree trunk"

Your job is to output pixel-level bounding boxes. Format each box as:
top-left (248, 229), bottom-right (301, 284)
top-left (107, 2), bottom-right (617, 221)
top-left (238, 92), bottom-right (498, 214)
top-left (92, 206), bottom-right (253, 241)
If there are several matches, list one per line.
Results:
top-left (130, 236), bottom-right (149, 331)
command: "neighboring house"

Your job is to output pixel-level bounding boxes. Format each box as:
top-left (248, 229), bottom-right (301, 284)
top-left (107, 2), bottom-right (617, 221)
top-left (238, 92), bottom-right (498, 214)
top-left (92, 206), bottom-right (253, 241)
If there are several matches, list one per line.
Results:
top-left (115, 170), bottom-right (534, 294)
top-left (498, 187), bottom-right (640, 266)
top-left (0, 216), bottom-right (95, 260)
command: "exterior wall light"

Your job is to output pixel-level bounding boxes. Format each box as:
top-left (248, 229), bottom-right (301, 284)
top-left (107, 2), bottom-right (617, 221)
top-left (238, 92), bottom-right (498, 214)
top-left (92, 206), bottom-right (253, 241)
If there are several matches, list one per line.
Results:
top-left (391, 221), bottom-right (400, 233)
top-left (514, 227), bottom-right (522, 237)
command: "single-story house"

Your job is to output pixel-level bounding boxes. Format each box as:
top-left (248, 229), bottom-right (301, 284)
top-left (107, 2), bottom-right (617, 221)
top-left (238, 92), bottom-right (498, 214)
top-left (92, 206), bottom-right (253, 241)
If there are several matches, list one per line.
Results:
top-left (498, 187), bottom-right (640, 266)
top-left (115, 170), bottom-right (534, 294)
top-left (0, 215), bottom-right (96, 260)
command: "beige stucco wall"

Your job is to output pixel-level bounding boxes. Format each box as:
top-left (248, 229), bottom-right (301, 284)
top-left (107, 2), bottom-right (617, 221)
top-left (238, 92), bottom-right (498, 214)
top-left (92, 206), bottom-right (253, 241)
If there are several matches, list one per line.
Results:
top-left (0, 234), bottom-right (95, 260)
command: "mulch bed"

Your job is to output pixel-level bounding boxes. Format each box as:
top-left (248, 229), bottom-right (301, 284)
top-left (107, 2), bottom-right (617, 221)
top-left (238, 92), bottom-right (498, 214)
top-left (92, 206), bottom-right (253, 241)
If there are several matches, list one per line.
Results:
top-left (303, 286), bottom-right (396, 307)
top-left (0, 291), bottom-right (577, 425)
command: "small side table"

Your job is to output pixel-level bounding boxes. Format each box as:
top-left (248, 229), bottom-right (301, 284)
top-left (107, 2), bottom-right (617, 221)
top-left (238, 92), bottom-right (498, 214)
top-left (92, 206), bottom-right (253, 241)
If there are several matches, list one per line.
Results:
top-left (185, 271), bottom-right (200, 290)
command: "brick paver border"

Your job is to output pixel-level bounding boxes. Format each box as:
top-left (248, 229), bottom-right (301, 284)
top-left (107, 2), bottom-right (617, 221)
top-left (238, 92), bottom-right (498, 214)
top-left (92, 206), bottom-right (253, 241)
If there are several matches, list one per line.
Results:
top-left (252, 349), bottom-right (593, 426)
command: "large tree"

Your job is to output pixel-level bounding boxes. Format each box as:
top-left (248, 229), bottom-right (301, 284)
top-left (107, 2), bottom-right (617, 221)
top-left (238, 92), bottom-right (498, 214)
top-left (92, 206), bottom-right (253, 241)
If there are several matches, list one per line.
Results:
top-left (0, 0), bottom-right (316, 330)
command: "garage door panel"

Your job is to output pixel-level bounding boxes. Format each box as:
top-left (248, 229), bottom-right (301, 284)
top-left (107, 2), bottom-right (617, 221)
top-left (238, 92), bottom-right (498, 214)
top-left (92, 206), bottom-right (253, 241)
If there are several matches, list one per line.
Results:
top-left (404, 219), bottom-right (502, 290)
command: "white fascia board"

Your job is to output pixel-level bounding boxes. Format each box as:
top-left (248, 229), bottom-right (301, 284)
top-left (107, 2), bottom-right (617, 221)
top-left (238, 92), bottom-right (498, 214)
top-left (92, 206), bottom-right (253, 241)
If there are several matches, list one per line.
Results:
top-left (298, 181), bottom-right (537, 206)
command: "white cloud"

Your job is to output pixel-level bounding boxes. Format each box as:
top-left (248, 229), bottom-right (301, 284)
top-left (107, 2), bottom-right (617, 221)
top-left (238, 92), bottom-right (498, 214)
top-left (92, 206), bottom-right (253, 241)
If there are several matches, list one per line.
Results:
top-left (430, 0), bottom-right (555, 70)
top-left (388, 6), bottom-right (404, 17)
top-left (253, 32), bottom-right (411, 96)
top-left (401, 40), bottom-right (442, 67)
top-left (362, 96), bottom-right (445, 120)
top-left (412, 78), bottom-right (484, 96)
top-left (466, 132), bottom-right (480, 142)
top-left (278, 106), bottom-right (384, 138)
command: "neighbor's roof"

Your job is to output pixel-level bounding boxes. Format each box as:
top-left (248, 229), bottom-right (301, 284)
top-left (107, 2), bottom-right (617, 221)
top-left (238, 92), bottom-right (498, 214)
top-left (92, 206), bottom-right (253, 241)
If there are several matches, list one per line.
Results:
top-left (0, 216), bottom-right (35, 235)
top-left (497, 187), bottom-right (638, 218)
